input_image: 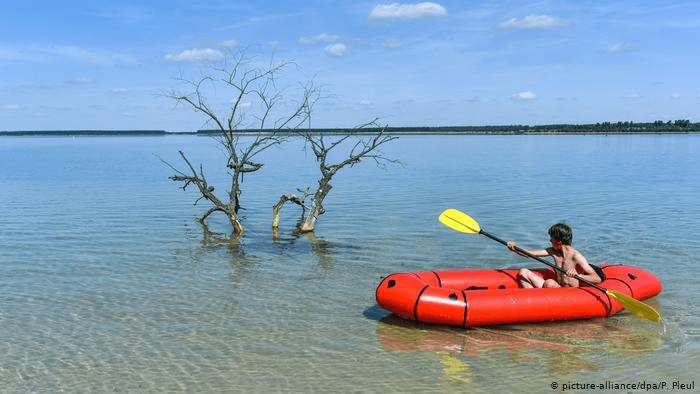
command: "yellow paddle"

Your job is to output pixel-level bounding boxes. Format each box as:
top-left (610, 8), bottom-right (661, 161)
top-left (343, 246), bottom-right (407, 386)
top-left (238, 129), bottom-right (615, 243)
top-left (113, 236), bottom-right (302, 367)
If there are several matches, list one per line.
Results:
top-left (438, 209), bottom-right (661, 323)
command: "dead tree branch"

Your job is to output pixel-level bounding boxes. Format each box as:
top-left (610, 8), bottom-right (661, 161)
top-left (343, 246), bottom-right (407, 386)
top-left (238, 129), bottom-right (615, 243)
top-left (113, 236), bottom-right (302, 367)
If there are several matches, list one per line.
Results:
top-left (274, 120), bottom-right (399, 233)
top-left (163, 50), bottom-right (320, 235)
top-left (272, 188), bottom-right (311, 229)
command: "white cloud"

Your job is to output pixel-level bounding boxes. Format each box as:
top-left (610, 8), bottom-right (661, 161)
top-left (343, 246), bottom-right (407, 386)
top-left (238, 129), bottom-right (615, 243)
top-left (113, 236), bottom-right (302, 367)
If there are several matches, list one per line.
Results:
top-left (382, 38), bottom-right (402, 48)
top-left (499, 15), bottom-right (570, 29)
top-left (1, 45), bottom-right (136, 65)
top-left (111, 87), bottom-right (129, 93)
top-left (512, 91), bottom-right (537, 101)
top-left (66, 77), bottom-right (96, 85)
top-left (218, 40), bottom-right (238, 48)
top-left (299, 33), bottom-right (339, 45)
top-left (164, 48), bottom-right (225, 62)
top-left (0, 46), bottom-right (24, 61)
top-left (236, 101), bottom-right (252, 109)
top-left (603, 43), bottom-right (638, 54)
top-left (266, 41), bottom-right (281, 51)
top-left (324, 43), bottom-right (347, 57)
top-left (623, 93), bottom-right (642, 99)
top-left (369, 2), bottom-right (448, 20)
top-left (50, 45), bottom-right (137, 65)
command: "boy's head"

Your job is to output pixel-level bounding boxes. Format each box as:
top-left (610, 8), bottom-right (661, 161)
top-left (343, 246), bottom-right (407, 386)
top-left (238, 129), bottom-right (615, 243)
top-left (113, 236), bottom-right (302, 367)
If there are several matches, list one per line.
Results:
top-left (548, 223), bottom-right (573, 246)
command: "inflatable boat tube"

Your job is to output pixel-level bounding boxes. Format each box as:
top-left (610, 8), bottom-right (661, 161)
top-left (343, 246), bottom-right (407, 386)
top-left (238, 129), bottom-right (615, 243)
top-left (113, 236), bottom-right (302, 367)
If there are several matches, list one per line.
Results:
top-left (375, 265), bottom-right (662, 327)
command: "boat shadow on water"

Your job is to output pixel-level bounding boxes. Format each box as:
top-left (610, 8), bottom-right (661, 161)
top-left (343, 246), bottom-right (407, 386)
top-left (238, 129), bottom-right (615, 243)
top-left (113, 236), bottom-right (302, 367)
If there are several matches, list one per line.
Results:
top-left (364, 304), bottom-right (664, 375)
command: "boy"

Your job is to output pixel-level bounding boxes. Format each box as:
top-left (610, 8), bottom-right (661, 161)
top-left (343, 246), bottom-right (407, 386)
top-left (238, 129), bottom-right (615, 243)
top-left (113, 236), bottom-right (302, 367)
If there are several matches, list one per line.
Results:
top-left (507, 223), bottom-right (601, 288)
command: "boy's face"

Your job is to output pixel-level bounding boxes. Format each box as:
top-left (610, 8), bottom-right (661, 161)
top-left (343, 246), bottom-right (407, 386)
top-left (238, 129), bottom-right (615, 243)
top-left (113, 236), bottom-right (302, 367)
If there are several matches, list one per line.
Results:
top-left (550, 237), bottom-right (563, 250)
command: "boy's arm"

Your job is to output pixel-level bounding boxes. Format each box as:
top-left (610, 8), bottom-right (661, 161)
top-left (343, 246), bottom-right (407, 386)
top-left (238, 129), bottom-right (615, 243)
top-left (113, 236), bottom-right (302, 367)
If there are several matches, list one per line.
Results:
top-left (573, 253), bottom-right (602, 283)
top-left (507, 242), bottom-right (551, 257)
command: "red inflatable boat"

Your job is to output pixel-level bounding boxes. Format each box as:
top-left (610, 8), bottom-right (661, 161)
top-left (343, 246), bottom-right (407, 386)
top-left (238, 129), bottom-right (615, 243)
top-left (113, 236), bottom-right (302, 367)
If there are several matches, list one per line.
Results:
top-left (375, 265), bottom-right (662, 327)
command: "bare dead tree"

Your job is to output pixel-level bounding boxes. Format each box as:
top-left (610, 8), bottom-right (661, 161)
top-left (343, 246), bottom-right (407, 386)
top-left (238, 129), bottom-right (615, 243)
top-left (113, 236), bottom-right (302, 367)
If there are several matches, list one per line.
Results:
top-left (272, 120), bottom-right (399, 233)
top-left (162, 51), bottom-right (319, 235)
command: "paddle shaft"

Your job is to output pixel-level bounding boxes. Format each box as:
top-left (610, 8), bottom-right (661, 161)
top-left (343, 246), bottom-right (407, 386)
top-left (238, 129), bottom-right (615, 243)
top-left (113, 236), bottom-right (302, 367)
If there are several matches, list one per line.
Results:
top-left (478, 229), bottom-right (607, 292)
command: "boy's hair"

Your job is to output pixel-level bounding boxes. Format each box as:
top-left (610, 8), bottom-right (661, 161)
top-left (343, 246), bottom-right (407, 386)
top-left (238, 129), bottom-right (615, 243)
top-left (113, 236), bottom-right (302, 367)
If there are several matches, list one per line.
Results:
top-left (548, 223), bottom-right (573, 245)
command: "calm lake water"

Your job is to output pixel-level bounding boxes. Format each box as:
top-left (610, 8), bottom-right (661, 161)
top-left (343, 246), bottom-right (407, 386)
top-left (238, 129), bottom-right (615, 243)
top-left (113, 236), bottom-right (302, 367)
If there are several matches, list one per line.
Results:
top-left (1, 134), bottom-right (698, 393)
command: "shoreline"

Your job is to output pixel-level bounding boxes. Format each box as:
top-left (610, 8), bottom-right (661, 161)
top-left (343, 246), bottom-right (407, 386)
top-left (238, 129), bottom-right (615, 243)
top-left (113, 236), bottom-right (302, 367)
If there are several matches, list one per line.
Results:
top-left (2, 124), bottom-right (700, 136)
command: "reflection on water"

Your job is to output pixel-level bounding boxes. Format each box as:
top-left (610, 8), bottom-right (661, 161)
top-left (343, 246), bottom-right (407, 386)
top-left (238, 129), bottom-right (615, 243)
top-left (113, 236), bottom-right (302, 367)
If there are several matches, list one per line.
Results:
top-left (302, 232), bottom-right (336, 270)
top-left (376, 312), bottom-right (664, 376)
top-left (438, 351), bottom-right (473, 383)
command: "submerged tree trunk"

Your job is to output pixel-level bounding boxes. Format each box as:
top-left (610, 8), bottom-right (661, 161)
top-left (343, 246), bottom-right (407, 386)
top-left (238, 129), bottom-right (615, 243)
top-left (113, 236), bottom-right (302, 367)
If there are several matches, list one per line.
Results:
top-left (300, 180), bottom-right (332, 233)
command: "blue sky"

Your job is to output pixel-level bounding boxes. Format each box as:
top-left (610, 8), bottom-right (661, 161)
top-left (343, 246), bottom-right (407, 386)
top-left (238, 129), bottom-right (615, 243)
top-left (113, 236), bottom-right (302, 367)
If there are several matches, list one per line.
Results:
top-left (2, 1), bottom-right (699, 131)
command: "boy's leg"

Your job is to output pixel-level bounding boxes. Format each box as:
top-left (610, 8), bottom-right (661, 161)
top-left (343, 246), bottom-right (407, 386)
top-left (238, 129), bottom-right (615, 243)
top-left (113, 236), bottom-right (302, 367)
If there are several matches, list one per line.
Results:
top-left (518, 268), bottom-right (545, 288)
top-left (542, 279), bottom-right (562, 288)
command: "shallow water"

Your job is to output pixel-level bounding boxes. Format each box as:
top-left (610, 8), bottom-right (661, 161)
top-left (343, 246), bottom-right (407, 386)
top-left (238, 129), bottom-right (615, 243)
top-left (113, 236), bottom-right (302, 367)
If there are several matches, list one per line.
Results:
top-left (1, 134), bottom-right (698, 392)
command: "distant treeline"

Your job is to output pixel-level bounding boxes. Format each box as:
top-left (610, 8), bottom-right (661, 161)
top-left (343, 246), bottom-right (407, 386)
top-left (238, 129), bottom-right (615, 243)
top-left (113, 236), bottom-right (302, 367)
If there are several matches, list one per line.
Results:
top-left (0, 130), bottom-right (168, 136)
top-left (2, 120), bottom-right (699, 136)
top-left (196, 120), bottom-right (700, 135)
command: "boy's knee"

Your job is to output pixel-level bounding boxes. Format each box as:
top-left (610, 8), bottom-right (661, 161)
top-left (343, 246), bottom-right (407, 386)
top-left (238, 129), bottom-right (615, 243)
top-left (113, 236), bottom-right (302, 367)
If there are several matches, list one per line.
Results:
top-left (543, 279), bottom-right (560, 288)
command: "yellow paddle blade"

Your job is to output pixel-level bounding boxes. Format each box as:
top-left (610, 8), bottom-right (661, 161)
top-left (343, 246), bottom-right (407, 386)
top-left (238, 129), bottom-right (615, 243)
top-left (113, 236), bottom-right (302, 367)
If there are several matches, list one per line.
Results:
top-left (607, 290), bottom-right (661, 323)
top-left (439, 209), bottom-right (481, 234)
